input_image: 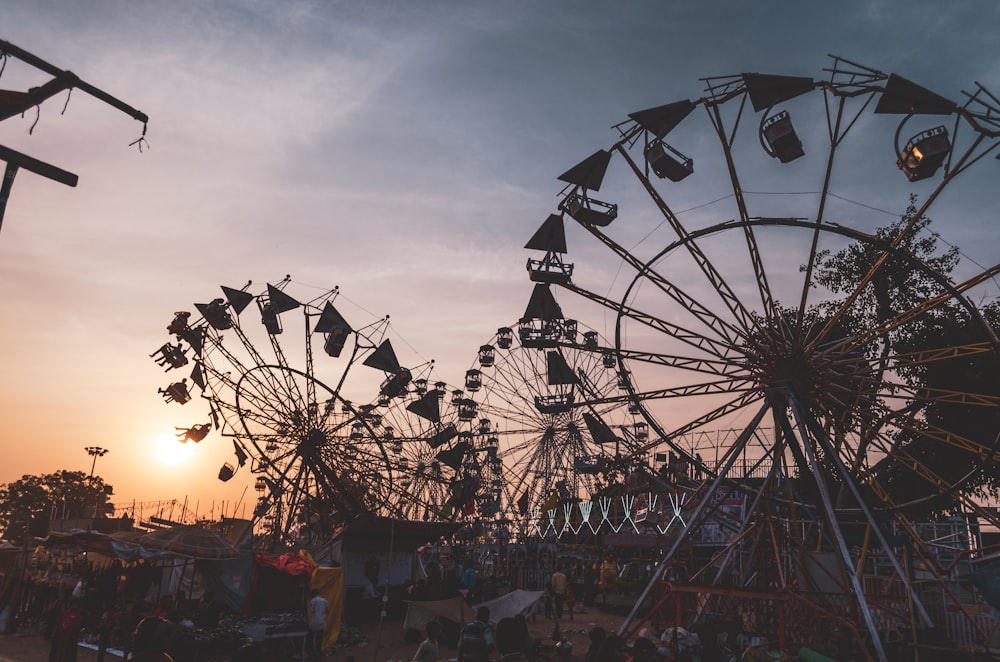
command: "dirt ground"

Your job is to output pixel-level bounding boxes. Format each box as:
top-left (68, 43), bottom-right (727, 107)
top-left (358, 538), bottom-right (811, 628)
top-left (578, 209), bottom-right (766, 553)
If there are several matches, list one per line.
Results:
top-left (0, 603), bottom-right (629, 662)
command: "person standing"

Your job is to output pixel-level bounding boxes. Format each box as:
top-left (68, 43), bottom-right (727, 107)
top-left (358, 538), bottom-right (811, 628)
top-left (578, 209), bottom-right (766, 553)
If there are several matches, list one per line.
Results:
top-left (48, 599), bottom-right (82, 662)
top-left (307, 588), bottom-right (330, 661)
top-left (458, 606), bottom-right (494, 662)
top-left (129, 616), bottom-right (175, 662)
top-left (600, 557), bottom-right (618, 603)
top-left (550, 566), bottom-right (567, 621)
top-left (413, 620), bottom-right (441, 662)
top-left (461, 562), bottom-right (480, 602)
top-left (96, 600), bottom-right (120, 662)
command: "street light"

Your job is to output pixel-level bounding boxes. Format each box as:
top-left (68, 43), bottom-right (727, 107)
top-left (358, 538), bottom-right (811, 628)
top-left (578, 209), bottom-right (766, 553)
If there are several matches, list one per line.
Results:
top-left (84, 446), bottom-right (110, 520)
top-left (84, 446), bottom-right (109, 477)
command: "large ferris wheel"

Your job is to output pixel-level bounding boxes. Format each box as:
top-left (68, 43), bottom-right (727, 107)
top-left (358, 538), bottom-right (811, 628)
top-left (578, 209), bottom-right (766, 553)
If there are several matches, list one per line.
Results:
top-left (152, 277), bottom-right (469, 547)
top-left (524, 56), bottom-right (1000, 658)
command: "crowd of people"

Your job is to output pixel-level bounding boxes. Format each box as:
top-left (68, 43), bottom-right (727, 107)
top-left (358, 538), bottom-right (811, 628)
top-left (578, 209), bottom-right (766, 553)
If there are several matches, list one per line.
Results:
top-left (43, 588), bottom-right (230, 661)
top-left (398, 603), bottom-right (656, 662)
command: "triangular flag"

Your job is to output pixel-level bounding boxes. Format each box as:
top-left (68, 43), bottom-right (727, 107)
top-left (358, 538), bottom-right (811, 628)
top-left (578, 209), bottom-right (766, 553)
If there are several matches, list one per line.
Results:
top-left (436, 441), bottom-right (471, 471)
top-left (266, 283), bottom-right (301, 314)
top-left (221, 286), bottom-right (254, 315)
top-left (558, 150), bottom-right (612, 191)
top-left (525, 214), bottom-right (568, 253)
top-left (427, 423), bottom-right (458, 449)
top-left (546, 351), bottom-right (578, 385)
top-left (190, 362), bottom-right (206, 390)
top-left (583, 412), bottom-right (618, 445)
top-left (741, 73), bottom-right (815, 112)
top-left (313, 301), bottom-right (352, 333)
top-left (233, 441), bottom-right (248, 467)
top-left (875, 73), bottom-right (956, 115)
top-left (363, 339), bottom-right (401, 372)
top-left (407, 391), bottom-right (441, 423)
top-left (628, 100), bottom-right (696, 138)
top-left (521, 284), bottom-right (564, 321)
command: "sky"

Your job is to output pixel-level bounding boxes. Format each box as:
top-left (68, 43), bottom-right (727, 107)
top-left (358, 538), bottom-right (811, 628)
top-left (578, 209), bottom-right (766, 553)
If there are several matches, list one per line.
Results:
top-left (1, 1), bottom-right (999, 523)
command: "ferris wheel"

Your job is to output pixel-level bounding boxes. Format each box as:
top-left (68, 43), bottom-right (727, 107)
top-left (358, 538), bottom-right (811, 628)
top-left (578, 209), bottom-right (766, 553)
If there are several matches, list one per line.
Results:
top-left (152, 277), bottom-right (435, 546)
top-left (373, 373), bottom-right (492, 522)
top-left (462, 305), bottom-right (648, 529)
top-left (526, 57), bottom-right (1000, 658)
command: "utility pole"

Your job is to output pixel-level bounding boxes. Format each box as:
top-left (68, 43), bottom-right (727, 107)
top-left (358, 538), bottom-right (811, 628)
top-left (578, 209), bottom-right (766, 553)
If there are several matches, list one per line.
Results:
top-left (0, 39), bottom-right (149, 232)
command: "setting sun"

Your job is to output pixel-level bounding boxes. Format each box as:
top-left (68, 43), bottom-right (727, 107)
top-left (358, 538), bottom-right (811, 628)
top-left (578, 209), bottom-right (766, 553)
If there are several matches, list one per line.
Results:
top-left (153, 432), bottom-right (196, 466)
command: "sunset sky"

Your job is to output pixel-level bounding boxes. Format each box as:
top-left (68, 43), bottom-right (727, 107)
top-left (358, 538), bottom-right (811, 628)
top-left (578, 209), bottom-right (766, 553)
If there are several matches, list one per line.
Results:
top-left (1, 1), bottom-right (999, 522)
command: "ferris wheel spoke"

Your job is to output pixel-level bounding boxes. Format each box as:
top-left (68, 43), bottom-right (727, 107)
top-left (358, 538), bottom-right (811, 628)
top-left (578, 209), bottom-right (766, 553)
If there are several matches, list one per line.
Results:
top-left (560, 224), bottom-right (746, 345)
top-left (792, 87), bottom-right (868, 335)
top-left (227, 323), bottom-right (271, 373)
top-left (882, 341), bottom-right (997, 372)
top-left (265, 333), bottom-right (310, 406)
top-left (703, 100), bottom-right (792, 331)
top-left (862, 435), bottom-right (980, 510)
top-left (258, 438), bottom-right (303, 468)
top-left (565, 283), bottom-right (740, 360)
top-left (661, 390), bottom-right (767, 449)
top-left (826, 265), bottom-right (1000, 360)
top-left (631, 378), bottom-right (757, 402)
top-left (206, 332), bottom-right (267, 388)
top-left (881, 407), bottom-right (997, 457)
top-left (616, 347), bottom-right (748, 378)
top-left (234, 368), bottom-right (303, 421)
top-left (809, 191), bottom-right (956, 351)
top-left (877, 378), bottom-right (1000, 409)
top-left (613, 145), bottom-right (764, 337)
top-left (844, 406), bottom-right (992, 514)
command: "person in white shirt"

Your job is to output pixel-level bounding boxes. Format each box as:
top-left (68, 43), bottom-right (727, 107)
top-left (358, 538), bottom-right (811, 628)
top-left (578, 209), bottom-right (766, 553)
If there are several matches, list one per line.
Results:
top-left (308, 589), bottom-right (330, 661)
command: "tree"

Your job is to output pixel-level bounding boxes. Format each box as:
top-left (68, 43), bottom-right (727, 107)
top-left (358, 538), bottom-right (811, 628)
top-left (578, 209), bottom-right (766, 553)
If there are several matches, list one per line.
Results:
top-left (809, 195), bottom-right (1000, 517)
top-left (0, 470), bottom-right (113, 542)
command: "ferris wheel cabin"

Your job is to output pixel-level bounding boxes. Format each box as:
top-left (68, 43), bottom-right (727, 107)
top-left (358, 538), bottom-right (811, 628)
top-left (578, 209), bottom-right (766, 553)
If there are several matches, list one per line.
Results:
top-left (645, 139), bottom-right (694, 181)
top-left (761, 110), bottom-right (804, 163)
top-left (897, 125), bottom-right (950, 181)
top-left (563, 191), bottom-right (618, 226)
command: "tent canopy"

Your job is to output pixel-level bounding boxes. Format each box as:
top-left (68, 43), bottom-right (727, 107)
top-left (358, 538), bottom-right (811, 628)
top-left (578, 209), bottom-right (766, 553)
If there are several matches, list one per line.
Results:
top-left (403, 590), bottom-right (544, 632)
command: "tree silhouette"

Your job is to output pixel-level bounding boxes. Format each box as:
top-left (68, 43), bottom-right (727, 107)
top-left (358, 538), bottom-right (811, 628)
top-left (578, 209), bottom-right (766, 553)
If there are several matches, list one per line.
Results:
top-left (0, 470), bottom-right (112, 542)
top-left (810, 194), bottom-right (1000, 517)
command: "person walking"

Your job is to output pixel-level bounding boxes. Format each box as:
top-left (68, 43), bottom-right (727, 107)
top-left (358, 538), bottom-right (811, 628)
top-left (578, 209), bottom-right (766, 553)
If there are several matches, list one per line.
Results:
top-left (413, 620), bottom-right (441, 662)
top-left (307, 588), bottom-right (330, 661)
top-left (550, 566), bottom-right (567, 621)
top-left (564, 582), bottom-right (576, 621)
top-left (458, 606), bottom-right (494, 662)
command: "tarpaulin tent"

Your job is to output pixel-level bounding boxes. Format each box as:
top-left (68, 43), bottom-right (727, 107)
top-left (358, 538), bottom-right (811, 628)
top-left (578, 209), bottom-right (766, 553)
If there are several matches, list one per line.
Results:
top-left (403, 589), bottom-right (544, 632)
top-left (310, 562), bottom-right (344, 649)
top-left (198, 551), bottom-right (254, 613)
top-left (247, 550), bottom-right (344, 647)
top-left (140, 525), bottom-right (239, 560)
